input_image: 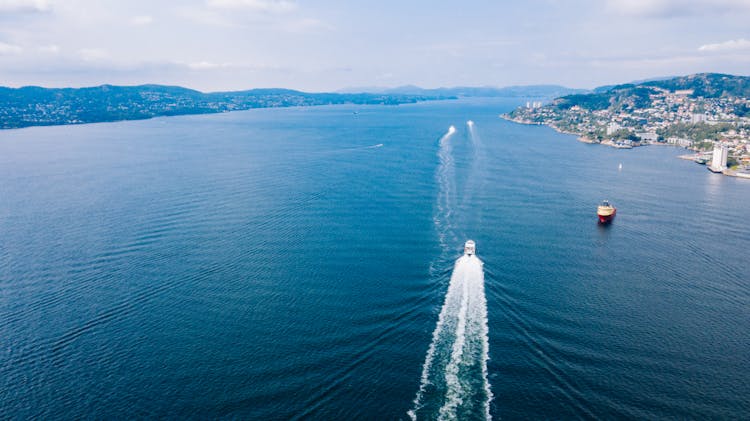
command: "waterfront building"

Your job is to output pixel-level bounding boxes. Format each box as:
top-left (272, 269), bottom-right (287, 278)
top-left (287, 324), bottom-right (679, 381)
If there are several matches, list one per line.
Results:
top-left (637, 132), bottom-right (658, 143)
top-left (709, 143), bottom-right (728, 172)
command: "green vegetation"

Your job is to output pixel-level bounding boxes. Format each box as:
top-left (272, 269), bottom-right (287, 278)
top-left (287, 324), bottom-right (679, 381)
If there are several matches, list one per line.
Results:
top-left (506, 73), bottom-right (750, 163)
top-left (550, 86), bottom-right (657, 113)
top-left (612, 129), bottom-right (639, 141)
top-left (643, 73), bottom-right (750, 98)
top-left (0, 85), bottom-right (453, 129)
top-left (692, 140), bottom-right (715, 151)
top-left (656, 122), bottom-right (734, 143)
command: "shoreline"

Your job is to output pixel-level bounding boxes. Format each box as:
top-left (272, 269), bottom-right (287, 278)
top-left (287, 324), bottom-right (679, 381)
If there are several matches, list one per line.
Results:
top-left (501, 113), bottom-right (747, 180)
top-left (0, 96), bottom-right (456, 132)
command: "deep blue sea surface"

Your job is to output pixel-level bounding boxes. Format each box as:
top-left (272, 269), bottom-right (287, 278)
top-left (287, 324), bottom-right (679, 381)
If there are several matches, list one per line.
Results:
top-left (1, 99), bottom-right (749, 419)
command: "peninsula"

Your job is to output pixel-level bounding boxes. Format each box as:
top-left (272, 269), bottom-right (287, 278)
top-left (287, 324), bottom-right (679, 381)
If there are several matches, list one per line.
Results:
top-left (504, 73), bottom-right (750, 176)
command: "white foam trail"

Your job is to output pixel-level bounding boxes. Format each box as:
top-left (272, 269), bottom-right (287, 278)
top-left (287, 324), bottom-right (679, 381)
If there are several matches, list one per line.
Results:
top-left (439, 258), bottom-right (472, 420)
top-left (462, 122), bottom-right (492, 420)
top-left (458, 120), bottom-right (484, 216)
top-left (433, 127), bottom-right (458, 250)
top-left (411, 123), bottom-right (492, 420)
top-left (437, 255), bottom-right (490, 420)
top-left (410, 127), bottom-right (459, 421)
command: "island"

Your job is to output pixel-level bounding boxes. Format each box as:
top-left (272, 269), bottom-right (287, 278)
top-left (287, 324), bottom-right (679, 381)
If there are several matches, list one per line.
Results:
top-left (504, 73), bottom-right (750, 178)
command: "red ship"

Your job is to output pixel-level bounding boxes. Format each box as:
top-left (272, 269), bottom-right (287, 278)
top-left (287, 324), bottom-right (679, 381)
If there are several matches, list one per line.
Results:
top-left (597, 200), bottom-right (616, 224)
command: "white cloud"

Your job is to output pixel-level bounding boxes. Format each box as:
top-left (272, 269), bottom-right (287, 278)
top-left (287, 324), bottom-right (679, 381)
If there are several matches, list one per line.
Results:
top-left (0, 0), bottom-right (50, 13)
top-left (607, 0), bottom-right (750, 17)
top-left (187, 61), bottom-right (231, 70)
top-left (78, 48), bottom-right (109, 61)
top-left (606, 0), bottom-right (683, 17)
top-left (130, 15), bottom-right (154, 26)
top-left (283, 17), bottom-right (333, 32)
top-left (0, 41), bottom-right (23, 54)
top-left (698, 38), bottom-right (750, 52)
top-left (37, 44), bottom-right (59, 54)
top-left (206, 0), bottom-right (296, 13)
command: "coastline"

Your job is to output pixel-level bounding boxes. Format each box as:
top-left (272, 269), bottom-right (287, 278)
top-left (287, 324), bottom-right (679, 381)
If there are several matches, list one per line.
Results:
top-left (501, 114), bottom-right (627, 147)
top-left (501, 113), bottom-right (747, 180)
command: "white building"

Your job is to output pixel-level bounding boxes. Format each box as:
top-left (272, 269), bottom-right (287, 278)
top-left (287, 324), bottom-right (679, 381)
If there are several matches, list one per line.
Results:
top-left (637, 132), bottom-right (658, 143)
top-left (710, 143), bottom-right (728, 172)
top-left (691, 113), bottom-right (707, 123)
top-left (606, 122), bottom-right (621, 135)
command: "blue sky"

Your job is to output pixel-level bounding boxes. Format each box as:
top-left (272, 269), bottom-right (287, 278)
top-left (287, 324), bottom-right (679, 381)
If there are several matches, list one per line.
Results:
top-left (0, 0), bottom-right (749, 91)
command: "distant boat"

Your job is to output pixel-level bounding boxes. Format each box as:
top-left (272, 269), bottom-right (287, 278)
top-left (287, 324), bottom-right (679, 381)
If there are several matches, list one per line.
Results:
top-left (618, 163), bottom-right (622, 171)
top-left (464, 240), bottom-right (476, 256)
top-left (597, 200), bottom-right (616, 224)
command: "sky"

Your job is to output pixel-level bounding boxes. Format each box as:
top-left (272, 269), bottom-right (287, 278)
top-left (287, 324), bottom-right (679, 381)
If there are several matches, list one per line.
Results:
top-left (0, 0), bottom-right (749, 92)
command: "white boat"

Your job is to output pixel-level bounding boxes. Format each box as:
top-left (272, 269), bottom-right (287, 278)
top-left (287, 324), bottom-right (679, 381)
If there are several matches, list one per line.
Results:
top-left (464, 240), bottom-right (476, 256)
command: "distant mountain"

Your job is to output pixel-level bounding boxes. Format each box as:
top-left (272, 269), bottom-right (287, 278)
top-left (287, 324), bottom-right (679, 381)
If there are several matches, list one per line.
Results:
top-left (340, 84), bottom-right (587, 98)
top-left (0, 84), bottom-right (454, 129)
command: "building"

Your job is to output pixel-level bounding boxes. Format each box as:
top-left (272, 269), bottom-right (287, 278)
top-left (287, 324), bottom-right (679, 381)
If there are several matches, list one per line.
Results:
top-left (691, 113), bottom-right (706, 123)
top-left (709, 143), bottom-right (728, 172)
top-left (606, 122), bottom-right (621, 135)
top-left (637, 132), bottom-right (658, 143)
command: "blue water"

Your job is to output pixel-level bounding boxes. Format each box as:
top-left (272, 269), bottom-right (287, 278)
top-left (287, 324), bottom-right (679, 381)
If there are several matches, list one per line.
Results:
top-left (1, 99), bottom-right (748, 419)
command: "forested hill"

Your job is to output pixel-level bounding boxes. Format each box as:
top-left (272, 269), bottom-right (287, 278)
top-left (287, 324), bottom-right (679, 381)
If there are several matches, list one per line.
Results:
top-left (0, 84), bottom-right (453, 129)
top-left (548, 73), bottom-right (750, 113)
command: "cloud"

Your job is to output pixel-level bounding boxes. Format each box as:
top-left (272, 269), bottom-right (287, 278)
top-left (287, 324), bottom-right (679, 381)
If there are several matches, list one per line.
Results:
top-left (0, 41), bottom-right (22, 54)
top-left (698, 38), bottom-right (750, 52)
top-left (283, 17), bottom-right (333, 32)
top-left (206, 0), bottom-right (296, 13)
top-left (78, 48), bottom-right (109, 61)
top-left (0, 0), bottom-right (49, 13)
top-left (606, 0), bottom-right (750, 18)
top-left (37, 44), bottom-right (59, 54)
top-left (187, 61), bottom-right (232, 70)
top-left (183, 2), bottom-right (329, 33)
top-left (130, 15), bottom-right (154, 26)
top-left (606, 0), bottom-right (685, 18)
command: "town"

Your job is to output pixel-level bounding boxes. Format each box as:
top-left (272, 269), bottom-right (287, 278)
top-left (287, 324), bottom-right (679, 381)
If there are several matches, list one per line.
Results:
top-left (506, 74), bottom-right (750, 178)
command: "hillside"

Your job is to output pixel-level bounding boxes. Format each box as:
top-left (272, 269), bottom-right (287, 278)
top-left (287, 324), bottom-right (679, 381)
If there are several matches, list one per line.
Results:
top-left (545, 73), bottom-right (750, 114)
top-left (506, 73), bottom-right (750, 152)
top-left (0, 84), bottom-right (452, 129)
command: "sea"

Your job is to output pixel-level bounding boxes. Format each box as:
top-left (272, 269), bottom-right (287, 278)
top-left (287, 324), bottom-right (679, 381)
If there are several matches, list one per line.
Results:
top-left (1, 98), bottom-right (748, 419)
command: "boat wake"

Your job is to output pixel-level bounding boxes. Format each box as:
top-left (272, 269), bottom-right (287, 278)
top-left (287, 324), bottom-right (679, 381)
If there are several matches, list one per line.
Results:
top-left (433, 126), bottom-right (457, 251)
top-left (410, 124), bottom-right (492, 420)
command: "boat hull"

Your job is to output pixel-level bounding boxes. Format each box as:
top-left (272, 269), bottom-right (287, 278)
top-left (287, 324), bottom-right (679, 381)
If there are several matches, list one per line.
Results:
top-left (597, 209), bottom-right (616, 224)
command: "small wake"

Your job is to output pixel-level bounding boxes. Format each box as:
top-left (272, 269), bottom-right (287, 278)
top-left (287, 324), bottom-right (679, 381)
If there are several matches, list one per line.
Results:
top-left (434, 126), bottom-right (458, 251)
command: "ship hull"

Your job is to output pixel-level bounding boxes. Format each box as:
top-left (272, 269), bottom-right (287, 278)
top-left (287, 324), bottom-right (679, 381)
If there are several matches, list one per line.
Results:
top-left (597, 209), bottom-right (616, 224)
